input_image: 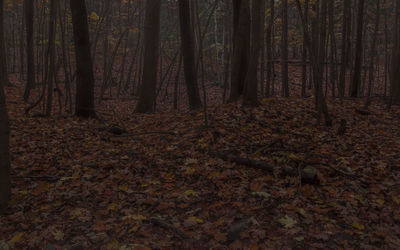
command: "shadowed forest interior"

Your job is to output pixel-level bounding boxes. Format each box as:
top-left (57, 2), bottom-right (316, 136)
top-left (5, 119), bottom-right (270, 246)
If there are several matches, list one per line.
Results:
top-left (0, 0), bottom-right (400, 248)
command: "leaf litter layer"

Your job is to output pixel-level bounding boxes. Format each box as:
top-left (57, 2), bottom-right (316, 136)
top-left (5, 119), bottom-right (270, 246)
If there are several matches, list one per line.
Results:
top-left (1, 86), bottom-right (400, 249)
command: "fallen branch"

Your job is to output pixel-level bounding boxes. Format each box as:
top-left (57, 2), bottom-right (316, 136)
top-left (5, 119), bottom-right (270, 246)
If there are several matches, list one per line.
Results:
top-left (205, 150), bottom-right (319, 185)
top-left (355, 108), bottom-right (370, 116)
top-left (150, 217), bottom-right (190, 239)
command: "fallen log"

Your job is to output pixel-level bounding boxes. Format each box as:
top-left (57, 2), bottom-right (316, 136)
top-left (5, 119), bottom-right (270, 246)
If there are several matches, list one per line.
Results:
top-left (206, 150), bottom-right (319, 185)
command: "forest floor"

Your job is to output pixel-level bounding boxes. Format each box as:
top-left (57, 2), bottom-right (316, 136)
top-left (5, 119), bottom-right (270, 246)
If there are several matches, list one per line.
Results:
top-left (1, 81), bottom-right (400, 249)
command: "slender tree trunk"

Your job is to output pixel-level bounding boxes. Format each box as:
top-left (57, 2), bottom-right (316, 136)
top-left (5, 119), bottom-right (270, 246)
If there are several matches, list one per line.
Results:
top-left (178, 0), bottom-right (202, 110)
top-left (45, 0), bottom-right (56, 116)
top-left (364, 0), bottom-right (380, 108)
top-left (301, 0), bottom-right (309, 97)
top-left (24, 0), bottom-right (35, 102)
top-left (70, 0), bottom-right (96, 117)
top-left (265, 0), bottom-right (274, 97)
top-left (259, 0), bottom-right (266, 96)
top-left (389, 0), bottom-right (400, 106)
top-left (0, 0), bottom-right (11, 213)
top-left (339, 0), bottom-right (350, 98)
top-left (174, 54), bottom-right (183, 110)
top-left (350, 0), bottom-right (364, 97)
top-left (135, 0), bottom-right (161, 113)
top-left (59, 0), bottom-right (72, 112)
top-left (281, 0), bottom-right (289, 97)
top-left (296, 0), bottom-right (332, 126)
top-left (328, 0), bottom-right (337, 97)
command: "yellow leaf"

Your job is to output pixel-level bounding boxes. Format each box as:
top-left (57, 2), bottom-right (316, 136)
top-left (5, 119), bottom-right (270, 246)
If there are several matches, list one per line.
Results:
top-left (106, 239), bottom-right (119, 249)
top-left (208, 171), bottom-right (220, 178)
top-left (119, 185), bottom-right (129, 191)
top-left (129, 27), bottom-right (139, 33)
top-left (123, 214), bottom-right (146, 221)
top-left (164, 173), bottom-right (175, 181)
top-left (185, 158), bottom-right (198, 165)
top-left (128, 225), bottom-right (140, 233)
top-left (18, 190), bottom-right (28, 195)
top-left (278, 215), bottom-right (297, 229)
top-left (184, 190), bottom-right (198, 197)
top-left (107, 203), bottom-right (117, 211)
top-left (251, 244), bottom-right (259, 250)
top-left (355, 195), bottom-right (364, 203)
top-left (352, 222), bottom-right (365, 230)
top-left (185, 167), bottom-right (196, 174)
top-left (89, 12), bottom-right (99, 21)
top-left (288, 153), bottom-right (302, 161)
top-left (9, 233), bottom-right (24, 244)
top-left (375, 199), bottom-right (384, 205)
top-left (188, 216), bottom-right (204, 223)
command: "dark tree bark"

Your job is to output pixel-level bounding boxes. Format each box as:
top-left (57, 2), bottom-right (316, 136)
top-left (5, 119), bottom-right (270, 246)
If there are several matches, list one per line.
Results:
top-left (243, 0), bottom-right (262, 106)
top-left (259, 0), bottom-right (265, 96)
top-left (350, 0), bottom-right (364, 98)
top-left (296, 0), bottom-right (332, 126)
top-left (364, 0), bottom-right (380, 108)
top-left (389, 0), bottom-right (400, 106)
top-left (45, 0), bottom-right (56, 116)
top-left (265, 0), bottom-right (274, 97)
top-left (339, 0), bottom-right (351, 98)
top-left (0, 0), bottom-right (7, 87)
top-left (328, 0), bottom-right (337, 97)
top-left (135, 0), bottom-right (161, 113)
top-left (301, 0), bottom-right (309, 97)
top-left (70, 0), bottom-right (96, 117)
top-left (228, 0), bottom-right (250, 102)
top-left (23, 0), bottom-right (34, 102)
top-left (178, 0), bottom-right (202, 110)
top-left (281, 0), bottom-right (289, 97)
top-left (0, 0), bottom-right (11, 213)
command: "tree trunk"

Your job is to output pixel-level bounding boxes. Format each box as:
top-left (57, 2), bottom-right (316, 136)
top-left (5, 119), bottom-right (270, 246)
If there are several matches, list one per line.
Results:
top-left (228, 0), bottom-right (250, 102)
top-left (135, 0), bottom-right (161, 113)
top-left (328, 0), bottom-right (337, 97)
top-left (301, 0), bottom-right (309, 98)
top-left (281, 0), bottom-right (289, 97)
top-left (243, 0), bottom-right (262, 106)
top-left (265, 0), bottom-right (274, 97)
top-left (178, 0), bottom-right (202, 110)
top-left (364, 0), bottom-right (380, 108)
top-left (0, 0), bottom-right (11, 213)
top-left (23, 0), bottom-right (35, 102)
top-left (339, 0), bottom-right (350, 98)
top-left (296, 0), bottom-right (332, 126)
top-left (350, 0), bottom-right (364, 98)
top-left (70, 0), bottom-right (96, 117)
top-left (45, 0), bottom-right (56, 116)
top-left (389, 0), bottom-right (400, 106)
